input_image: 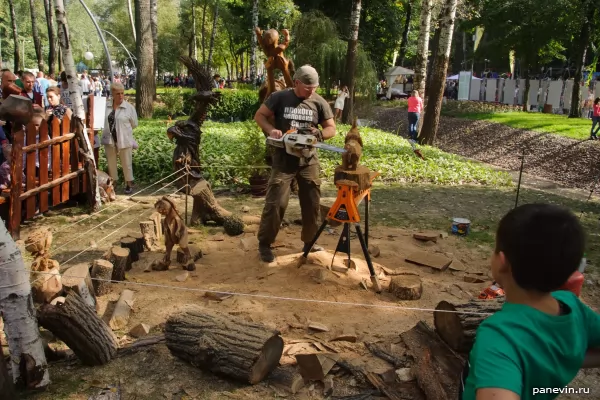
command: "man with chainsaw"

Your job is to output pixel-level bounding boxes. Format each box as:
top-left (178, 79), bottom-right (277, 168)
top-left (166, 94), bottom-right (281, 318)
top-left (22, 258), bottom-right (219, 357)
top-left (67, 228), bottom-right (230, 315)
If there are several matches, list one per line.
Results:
top-left (254, 65), bottom-right (336, 263)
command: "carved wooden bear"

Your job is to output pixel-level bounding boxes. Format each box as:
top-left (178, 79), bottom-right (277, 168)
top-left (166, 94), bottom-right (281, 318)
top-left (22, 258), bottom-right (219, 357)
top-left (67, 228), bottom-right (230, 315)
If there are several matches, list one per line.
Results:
top-left (151, 196), bottom-right (195, 271)
top-left (341, 117), bottom-right (363, 171)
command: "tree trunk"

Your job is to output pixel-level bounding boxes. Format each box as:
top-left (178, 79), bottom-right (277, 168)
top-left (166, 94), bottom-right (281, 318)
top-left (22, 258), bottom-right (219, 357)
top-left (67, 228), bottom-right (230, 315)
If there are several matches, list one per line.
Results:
top-left (0, 220), bottom-right (49, 389)
top-left (165, 306), bottom-right (284, 384)
top-left (43, 0), bottom-right (57, 76)
top-left (413, 0), bottom-right (432, 95)
top-left (0, 347), bottom-right (16, 399)
top-left (201, 0), bottom-right (208, 65)
top-left (150, 0), bottom-right (158, 98)
top-left (38, 293), bottom-right (118, 366)
top-left (135, 0), bottom-right (155, 118)
top-left (28, 0), bottom-right (44, 71)
top-left (55, 0), bottom-right (101, 211)
top-left (434, 299), bottom-right (502, 354)
top-left (240, 51), bottom-right (244, 80)
top-left (569, 7), bottom-right (595, 118)
top-left (140, 221), bottom-right (159, 251)
top-left (58, 46), bottom-right (62, 71)
top-left (342, 0), bottom-right (363, 124)
top-left (192, 2), bottom-right (198, 60)
top-left (127, 0), bottom-right (136, 42)
top-left (207, 1), bottom-right (219, 69)
top-left (395, 1), bottom-right (412, 67)
top-left (190, 179), bottom-right (232, 225)
top-left (419, 0), bottom-right (458, 145)
top-left (120, 237), bottom-right (141, 263)
top-left (8, 0), bottom-right (20, 72)
top-left (250, 0), bottom-right (259, 81)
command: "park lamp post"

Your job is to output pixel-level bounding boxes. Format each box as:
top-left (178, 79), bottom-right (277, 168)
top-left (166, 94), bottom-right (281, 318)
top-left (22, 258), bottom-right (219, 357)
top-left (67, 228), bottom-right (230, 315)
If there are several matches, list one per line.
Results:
top-left (78, 0), bottom-right (115, 82)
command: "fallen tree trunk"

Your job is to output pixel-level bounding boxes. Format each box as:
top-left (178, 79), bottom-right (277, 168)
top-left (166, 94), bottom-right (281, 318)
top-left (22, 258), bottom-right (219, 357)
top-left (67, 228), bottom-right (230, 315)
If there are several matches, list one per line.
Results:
top-left (38, 292), bottom-right (117, 366)
top-left (165, 306), bottom-right (283, 384)
top-left (190, 179), bottom-right (231, 226)
top-left (434, 299), bottom-right (502, 354)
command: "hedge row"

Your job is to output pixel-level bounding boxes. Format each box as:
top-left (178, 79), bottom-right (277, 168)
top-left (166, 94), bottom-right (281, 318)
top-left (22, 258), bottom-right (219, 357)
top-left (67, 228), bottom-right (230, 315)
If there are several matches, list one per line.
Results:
top-left (183, 89), bottom-right (260, 122)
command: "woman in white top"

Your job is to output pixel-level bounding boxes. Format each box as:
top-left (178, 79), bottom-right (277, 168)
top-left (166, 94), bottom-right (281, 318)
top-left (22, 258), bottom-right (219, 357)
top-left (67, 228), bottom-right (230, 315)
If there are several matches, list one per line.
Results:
top-left (334, 86), bottom-right (349, 121)
top-left (102, 82), bottom-right (138, 195)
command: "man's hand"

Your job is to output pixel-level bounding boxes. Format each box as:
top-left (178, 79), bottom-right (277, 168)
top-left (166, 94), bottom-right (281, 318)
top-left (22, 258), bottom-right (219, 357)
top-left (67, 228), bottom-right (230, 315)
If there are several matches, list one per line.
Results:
top-left (269, 129), bottom-right (283, 139)
top-left (309, 127), bottom-right (323, 141)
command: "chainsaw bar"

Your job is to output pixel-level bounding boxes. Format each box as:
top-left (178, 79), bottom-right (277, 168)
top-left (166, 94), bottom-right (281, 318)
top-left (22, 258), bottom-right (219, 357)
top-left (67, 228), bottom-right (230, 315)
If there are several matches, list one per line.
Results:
top-left (314, 142), bottom-right (346, 153)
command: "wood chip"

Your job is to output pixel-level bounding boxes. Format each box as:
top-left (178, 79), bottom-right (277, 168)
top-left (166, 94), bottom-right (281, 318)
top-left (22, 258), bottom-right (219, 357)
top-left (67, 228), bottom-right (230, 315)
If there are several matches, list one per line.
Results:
top-left (331, 265), bottom-right (349, 273)
top-left (175, 272), bottom-right (189, 282)
top-left (368, 245), bottom-right (380, 257)
top-left (344, 259), bottom-right (357, 271)
top-left (129, 323), bottom-right (151, 338)
top-left (405, 251), bottom-right (452, 271)
top-left (295, 353), bottom-right (340, 381)
top-left (413, 232), bottom-right (438, 242)
top-left (331, 333), bottom-right (357, 343)
top-left (308, 322), bottom-right (329, 332)
top-left (449, 259), bottom-right (466, 272)
top-left (463, 275), bottom-right (485, 284)
top-left (203, 292), bottom-right (233, 301)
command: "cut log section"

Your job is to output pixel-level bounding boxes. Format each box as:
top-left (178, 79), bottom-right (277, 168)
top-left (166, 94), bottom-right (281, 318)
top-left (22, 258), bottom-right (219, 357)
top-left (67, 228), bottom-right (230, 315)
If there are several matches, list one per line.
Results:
top-left (389, 275), bottom-right (423, 300)
top-left (130, 233), bottom-right (145, 254)
top-left (405, 251), bottom-right (452, 271)
top-left (295, 353), bottom-right (340, 381)
top-left (334, 165), bottom-right (374, 191)
top-left (139, 220), bottom-right (159, 251)
top-left (268, 365), bottom-right (305, 394)
top-left (189, 179), bottom-right (232, 226)
top-left (415, 349), bottom-right (447, 400)
top-left (165, 306), bottom-right (283, 384)
top-left (434, 300), bottom-right (502, 354)
top-left (105, 247), bottom-right (131, 281)
top-left (61, 264), bottom-right (97, 310)
top-left (37, 291), bottom-right (118, 366)
top-left (120, 237), bottom-right (140, 264)
top-left (109, 289), bottom-right (135, 331)
top-left (90, 260), bottom-right (114, 296)
top-left (150, 212), bottom-right (163, 239)
top-left (31, 266), bottom-right (62, 303)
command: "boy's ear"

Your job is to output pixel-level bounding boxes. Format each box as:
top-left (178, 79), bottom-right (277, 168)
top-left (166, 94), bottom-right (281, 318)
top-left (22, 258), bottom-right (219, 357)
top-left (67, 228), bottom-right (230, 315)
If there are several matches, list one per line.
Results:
top-left (497, 251), bottom-right (510, 273)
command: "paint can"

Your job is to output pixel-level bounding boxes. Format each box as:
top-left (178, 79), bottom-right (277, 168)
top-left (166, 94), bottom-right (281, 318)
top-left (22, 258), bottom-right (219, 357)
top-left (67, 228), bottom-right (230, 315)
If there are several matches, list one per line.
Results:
top-left (451, 218), bottom-right (471, 236)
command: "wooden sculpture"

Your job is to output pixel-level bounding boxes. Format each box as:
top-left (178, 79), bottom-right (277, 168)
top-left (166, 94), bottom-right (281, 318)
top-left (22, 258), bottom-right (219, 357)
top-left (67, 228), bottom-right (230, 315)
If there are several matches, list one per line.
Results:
top-left (25, 227), bottom-right (62, 303)
top-left (342, 117), bottom-right (363, 171)
top-left (255, 27), bottom-right (295, 103)
top-left (151, 196), bottom-right (195, 271)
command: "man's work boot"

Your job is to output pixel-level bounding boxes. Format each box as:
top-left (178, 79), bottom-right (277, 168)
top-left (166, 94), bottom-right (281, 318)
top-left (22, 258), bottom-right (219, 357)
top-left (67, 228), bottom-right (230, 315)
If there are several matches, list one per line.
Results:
top-left (303, 243), bottom-right (324, 253)
top-left (259, 244), bottom-right (275, 263)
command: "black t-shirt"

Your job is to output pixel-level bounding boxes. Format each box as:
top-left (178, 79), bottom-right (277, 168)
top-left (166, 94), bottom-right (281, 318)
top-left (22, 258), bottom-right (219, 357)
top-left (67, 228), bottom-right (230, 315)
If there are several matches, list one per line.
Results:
top-left (264, 89), bottom-right (334, 169)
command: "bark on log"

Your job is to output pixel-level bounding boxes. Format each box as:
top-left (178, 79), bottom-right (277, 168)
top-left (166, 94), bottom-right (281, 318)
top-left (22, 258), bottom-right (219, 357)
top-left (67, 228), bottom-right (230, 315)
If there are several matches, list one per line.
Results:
top-left (130, 233), bottom-right (145, 254)
top-left (190, 179), bottom-right (232, 226)
top-left (334, 165), bottom-right (375, 191)
top-left (90, 260), bottom-right (114, 296)
top-left (109, 290), bottom-right (135, 331)
top-left (165, 306), bottom-right (283, 384)
top-left (268, 365), bottom-right (305, 394)
top-left (31, 265), bottom-right (62, 304)
top-left (0, 344), bottom-right (16, 399)
top-left (38, 291), bottom-right (118, 366)
top-left (434, 299), bottom-right (502, 354)
top-left (389, 275), bottom-right (423, 300)
top-left (62, 264), bottom-right (97, 310)
top-left (415, 348), bottom-right (447, 400)
top-left (139, 221), bottom-right (159, 251)
top-left (105, 247), bottom-right (131, 281)
top-left (120, 237), bottom-right (140, 264)
top-left (150, 212), bottom-right (163, 239)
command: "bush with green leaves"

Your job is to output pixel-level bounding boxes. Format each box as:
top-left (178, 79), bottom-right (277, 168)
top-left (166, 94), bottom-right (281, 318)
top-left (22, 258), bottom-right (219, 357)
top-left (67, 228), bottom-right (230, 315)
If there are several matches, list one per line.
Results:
top-left (116, 119), bottom-right (513, 188)
top-left (159, 87), bottom-right (185, 117)
top-left (182, 89), bottom-right (259, 122)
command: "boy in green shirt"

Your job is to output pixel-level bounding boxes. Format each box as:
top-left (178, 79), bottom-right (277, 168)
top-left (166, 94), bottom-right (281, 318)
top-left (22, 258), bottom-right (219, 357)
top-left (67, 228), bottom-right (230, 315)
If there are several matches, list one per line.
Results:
top-left (461, 203), bottom-right (600, 400)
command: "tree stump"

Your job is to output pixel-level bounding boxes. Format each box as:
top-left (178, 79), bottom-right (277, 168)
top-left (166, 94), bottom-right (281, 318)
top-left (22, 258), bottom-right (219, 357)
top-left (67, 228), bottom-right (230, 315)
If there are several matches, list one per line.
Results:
top-left (120, 237), bottom-right (140, 263)
top-left (190, 179), bottom-right (232, 226)
top-left (139, 220), bottom-right (159, 251)
top-left (150, 212), bottom-right (163, 239)
top-left (61, 264), bottom-right (97, 310)
top-left (38, 291), bottom-right (118, 366)
top-left (389, 275), bottom-right (423, 300)
top-left (105, 246), bottom-right (131, 280)
top-left (109, 289), bottom-right (134, 331)
top-left (90, 260), bottom-right (114, 296)
top-left (434, 300), bottom-right (503, 354)
top-left (31, 267), bottom-right (62, 303)
top-left (131, 233), bottom-right (145, 254)
top-left (333, 165), bottom-right (376, 191)
top-left (165, 306), bottom-right (284, 384)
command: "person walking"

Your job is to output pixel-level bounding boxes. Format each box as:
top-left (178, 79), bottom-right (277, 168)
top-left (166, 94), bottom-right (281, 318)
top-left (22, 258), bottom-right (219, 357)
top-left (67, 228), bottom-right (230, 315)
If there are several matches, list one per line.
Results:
top-left (407, 90), bottom-right (423, 142)
top-left (333, 86), bottom-right (349, 121)
top-left (591, 97), bottom-right (600, 140)
top-left (102, 82), bottom-right (138, 195)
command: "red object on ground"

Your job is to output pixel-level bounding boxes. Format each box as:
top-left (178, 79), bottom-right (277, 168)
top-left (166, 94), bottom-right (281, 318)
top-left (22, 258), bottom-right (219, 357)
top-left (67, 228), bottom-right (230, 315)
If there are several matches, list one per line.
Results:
top-left (558, 271), bottom-right (584, 297)
top-left (478, 283), bottom-right (505, 300)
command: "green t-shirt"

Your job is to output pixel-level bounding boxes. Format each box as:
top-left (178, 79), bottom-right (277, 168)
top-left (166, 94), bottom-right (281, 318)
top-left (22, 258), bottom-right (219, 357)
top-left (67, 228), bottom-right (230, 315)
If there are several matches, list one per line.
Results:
top-left (463, 291), bottom-right (600, 400)
top-left (15, 79), bottom-right (24, 89)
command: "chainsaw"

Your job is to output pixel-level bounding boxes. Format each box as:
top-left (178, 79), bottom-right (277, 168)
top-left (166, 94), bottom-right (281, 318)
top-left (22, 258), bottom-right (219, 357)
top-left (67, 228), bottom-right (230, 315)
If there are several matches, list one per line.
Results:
top-left (266, 129), bottom-right (346, 159)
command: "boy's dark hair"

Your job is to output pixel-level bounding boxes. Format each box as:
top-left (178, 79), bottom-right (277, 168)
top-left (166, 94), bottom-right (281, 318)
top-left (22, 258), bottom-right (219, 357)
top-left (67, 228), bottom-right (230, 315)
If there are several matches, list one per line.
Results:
top-left (495, 203), bottom-right (584, 292)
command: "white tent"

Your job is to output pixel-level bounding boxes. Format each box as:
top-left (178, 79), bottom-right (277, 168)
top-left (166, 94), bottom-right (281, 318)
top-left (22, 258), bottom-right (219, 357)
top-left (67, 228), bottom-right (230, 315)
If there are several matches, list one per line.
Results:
top-left (384, 66), bottom-right (415, 98)
top-left (447, 74), bottom-right (481, 80)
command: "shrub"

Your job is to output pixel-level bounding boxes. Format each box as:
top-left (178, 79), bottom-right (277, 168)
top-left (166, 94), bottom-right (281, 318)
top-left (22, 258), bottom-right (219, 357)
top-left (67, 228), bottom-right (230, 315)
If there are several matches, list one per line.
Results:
top-left (160, 87), bottom-right (185, 117)
top-left (183, 89), bottom-right (259, 122)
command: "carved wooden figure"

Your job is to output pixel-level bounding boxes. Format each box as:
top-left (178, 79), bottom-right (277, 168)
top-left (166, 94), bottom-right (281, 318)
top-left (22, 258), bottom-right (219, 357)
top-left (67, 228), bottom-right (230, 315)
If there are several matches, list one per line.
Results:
top-left (342, 117), bottom-right (363, 171)
top-left (255, 27), bottom-right (294, 102)
top-left (151, 196), bottom-right (195, 271)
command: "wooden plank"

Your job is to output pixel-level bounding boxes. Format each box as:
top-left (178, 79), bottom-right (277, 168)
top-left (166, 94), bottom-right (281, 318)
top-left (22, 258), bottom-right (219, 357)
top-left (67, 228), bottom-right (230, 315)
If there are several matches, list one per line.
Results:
top-left (25, 122), bottom-right (37, 219)
top-left (51, 117), bottom-right (61, 206)
top-left (19, 170), bottom-right (83, 201)
top-left (8, 129), bottom-right (24, 239)
top-left (38, 121), bottom-right (49, 213)
top-left (22, 133), bottom-right (75, 152)
top-left (61, 114), bottom-right (70, 202)
top-left (405, 251), bottom-right (452, 271)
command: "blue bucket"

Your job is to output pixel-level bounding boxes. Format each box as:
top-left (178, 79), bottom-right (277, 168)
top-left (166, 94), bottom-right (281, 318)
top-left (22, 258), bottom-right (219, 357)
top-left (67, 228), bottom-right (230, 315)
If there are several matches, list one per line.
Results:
top-left (451, 218), bottom-right (471, 236)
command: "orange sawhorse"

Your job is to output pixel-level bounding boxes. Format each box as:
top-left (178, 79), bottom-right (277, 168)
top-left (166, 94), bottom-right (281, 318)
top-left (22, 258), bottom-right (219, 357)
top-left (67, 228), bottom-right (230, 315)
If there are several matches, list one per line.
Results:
top-left (300, 172), bottom-right (381, 293)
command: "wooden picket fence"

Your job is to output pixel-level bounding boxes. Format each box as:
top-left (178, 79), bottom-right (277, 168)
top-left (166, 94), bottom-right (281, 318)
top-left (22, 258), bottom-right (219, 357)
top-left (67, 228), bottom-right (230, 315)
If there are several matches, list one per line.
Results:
top-left (4, 96), bottom-right (95, 239)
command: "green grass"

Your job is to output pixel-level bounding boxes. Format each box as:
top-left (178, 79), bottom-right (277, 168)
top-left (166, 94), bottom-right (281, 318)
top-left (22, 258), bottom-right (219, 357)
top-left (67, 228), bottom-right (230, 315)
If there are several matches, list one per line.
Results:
top-left (443, 111), bottom-right (592, 141)
top-left (115, 118), bottom-right (513, 187)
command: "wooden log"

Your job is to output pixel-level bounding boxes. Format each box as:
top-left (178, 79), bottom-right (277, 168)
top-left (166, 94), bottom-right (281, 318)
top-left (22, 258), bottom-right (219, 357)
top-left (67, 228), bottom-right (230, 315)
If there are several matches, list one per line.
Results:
top-left (109, 289), bottom-right (135, 331)
top-left (22, 132), bottom-right (75, 153)
top-left (37, 291), bottom-right (118, 366)
top-left (364, 342), bottom-right (408, 368)
top-left (31, 266), bottom-right (62, 303)
top-left (365, 372), bottom-right (403, 400)
top-left (105, 246), bottom-right (130, 280)
top-left (120, 237), bottom-right (139, 263)
top-left (90, 259), bottom-right (114, 296)
top-left (139, 220), bottom-right (159, 251)
top-left (150, 212), bottom-right (163, 239)
top-left (433, 300), bottom-right (502, 354)
top-left (333, 165), bottom-right (373, 191)
top-left (18, 170), bottom-right (83, 201)
top-left (415, 349), bottom-right (447, 400)
top-left (268, 365), bottom-right (305, 394)
top-left (62, 264), bottom-right (97, 310)
top-left (165, 306), bottom-right (283, 384)
top-left (389, 275), bottom-right (423, 300)
top-left (130, 233), bottom-right (145, 254)
top-left (295, 353), bottom-right (339, 381)
top-left (189, 179), bottom-right (232, 225)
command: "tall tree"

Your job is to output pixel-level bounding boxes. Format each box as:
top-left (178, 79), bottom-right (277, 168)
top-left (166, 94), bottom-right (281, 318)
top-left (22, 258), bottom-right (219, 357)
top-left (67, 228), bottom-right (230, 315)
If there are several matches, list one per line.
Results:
top-left (135, 0), bottom-right (155, 117)
top-left (395, 0), bottom-right (412, 66)
top-left (207, 0), bottom-right (219, 69)
top-left (43, 0), bottom-right (57, 76)
top-left (201, 0), bottom-right (208, 64)
top-left (28, 0), bottom-right (44, 71)
top-left (128, 0), bottom-right (137, 41)
top-left (413, 0), bottom-right (432, 96)
top-left (192, 1), bottom-right (198, 59)
top-left (250, 0), bottom-right (259, 81)
top-left (151, 0), bottom-right (158, 76)
top-left (419, 0), bottom-right (458, 145)
top-left (342, 0), bottom-right (362, 123)
top-left (8, 0), bottom-right (20, 72)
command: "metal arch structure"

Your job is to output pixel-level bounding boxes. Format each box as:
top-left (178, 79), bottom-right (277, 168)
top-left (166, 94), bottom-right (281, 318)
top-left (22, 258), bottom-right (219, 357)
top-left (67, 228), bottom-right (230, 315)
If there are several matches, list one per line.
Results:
top-left (78, 0), bottom-right (115, 81)
top-left (101, 29), bottom-right (137, 69)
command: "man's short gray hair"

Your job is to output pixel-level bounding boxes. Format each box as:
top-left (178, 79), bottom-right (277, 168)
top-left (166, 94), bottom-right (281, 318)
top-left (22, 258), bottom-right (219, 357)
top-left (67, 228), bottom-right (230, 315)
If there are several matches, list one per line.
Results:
top-left (111, 82), bottom-right (125, 92)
